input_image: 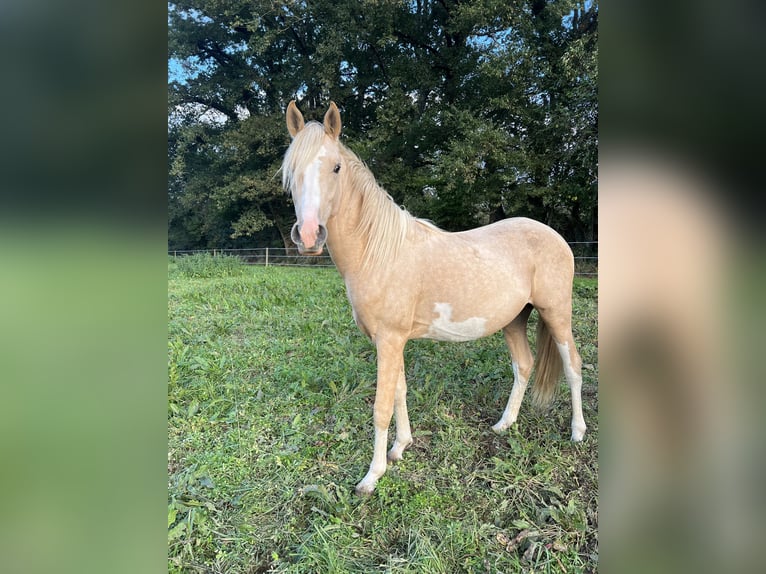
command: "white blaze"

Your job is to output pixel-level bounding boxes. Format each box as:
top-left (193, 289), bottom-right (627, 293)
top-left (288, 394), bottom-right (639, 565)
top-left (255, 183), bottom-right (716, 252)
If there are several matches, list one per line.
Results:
top-left (426, 302), bottom-right (487, 342)
top-left (298, 146), bottom-right (326, 248)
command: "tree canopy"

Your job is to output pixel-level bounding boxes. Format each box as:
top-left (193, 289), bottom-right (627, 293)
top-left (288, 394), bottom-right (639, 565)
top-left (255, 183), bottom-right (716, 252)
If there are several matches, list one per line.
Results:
top-left (168, 0), bottom-right (597, 250)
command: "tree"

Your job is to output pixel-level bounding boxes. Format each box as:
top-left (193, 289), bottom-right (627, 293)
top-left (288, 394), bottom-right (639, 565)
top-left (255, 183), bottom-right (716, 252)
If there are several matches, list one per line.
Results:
top-left (168, 0), bottom-right (598, 248)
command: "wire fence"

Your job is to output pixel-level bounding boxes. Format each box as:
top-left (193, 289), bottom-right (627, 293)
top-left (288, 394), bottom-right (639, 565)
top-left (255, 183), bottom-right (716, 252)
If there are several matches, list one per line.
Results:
top-left (169, 247), bottom-right (335, 268)
top-left (169, 242), bottom-right (598, 277)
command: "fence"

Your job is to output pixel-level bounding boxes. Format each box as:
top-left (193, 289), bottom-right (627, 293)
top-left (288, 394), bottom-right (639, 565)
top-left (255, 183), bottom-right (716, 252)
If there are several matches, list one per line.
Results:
top-left (567, 242), bottom-right (599, 277)
top-left (169, 247), bottom-right (335, 268)
top-left (169, 242), bottom-right (598, 277)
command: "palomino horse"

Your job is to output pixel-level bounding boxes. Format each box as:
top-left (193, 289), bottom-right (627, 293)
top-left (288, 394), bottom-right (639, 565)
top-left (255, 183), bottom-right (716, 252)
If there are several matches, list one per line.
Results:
top-left (282, 101), bottom-right (586, 495)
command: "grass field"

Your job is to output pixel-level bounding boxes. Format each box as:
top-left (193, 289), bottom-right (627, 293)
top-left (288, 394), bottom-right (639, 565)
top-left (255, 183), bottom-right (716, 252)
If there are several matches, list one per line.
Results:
top-left (168, 258), bottom-right (598, 573)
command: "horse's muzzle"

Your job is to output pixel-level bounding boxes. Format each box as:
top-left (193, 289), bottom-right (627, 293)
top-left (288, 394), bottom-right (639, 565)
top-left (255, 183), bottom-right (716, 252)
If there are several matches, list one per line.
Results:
top-left (291, 222), bottom-right (328, 255)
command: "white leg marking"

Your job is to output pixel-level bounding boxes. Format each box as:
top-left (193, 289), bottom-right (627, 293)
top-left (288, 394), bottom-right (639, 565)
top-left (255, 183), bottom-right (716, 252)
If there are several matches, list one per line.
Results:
top-left (556, 341), bottom-right (587, 441)
top-left (492, 362), bottom-right (528, 433)
top-left (388, 373), bottom-right (412, 462)
top-left (356, 425), bottom-right (389, 495)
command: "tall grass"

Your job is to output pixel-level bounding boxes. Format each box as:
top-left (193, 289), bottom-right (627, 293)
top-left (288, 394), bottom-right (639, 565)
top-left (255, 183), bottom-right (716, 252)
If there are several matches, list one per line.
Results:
top-left (170, 253), bottom-right (245, 279)
top-left (168, 267), bottom-right (598, 573)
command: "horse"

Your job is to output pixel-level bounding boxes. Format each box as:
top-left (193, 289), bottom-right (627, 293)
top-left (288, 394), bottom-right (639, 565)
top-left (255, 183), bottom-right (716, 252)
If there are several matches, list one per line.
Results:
top-left (282, 101), bottom-right (586, 495)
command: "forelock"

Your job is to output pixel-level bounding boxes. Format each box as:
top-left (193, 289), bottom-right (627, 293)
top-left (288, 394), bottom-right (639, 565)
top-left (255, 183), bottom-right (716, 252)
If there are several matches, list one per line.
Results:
top-left (282, 122), bottom-right (326, 192)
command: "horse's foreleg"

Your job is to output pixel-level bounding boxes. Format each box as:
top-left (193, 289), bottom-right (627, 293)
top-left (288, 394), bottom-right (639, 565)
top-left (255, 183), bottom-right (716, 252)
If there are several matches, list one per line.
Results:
top-left (387, 365), bottom-right (412, 462)
top-left (356, 335), bottom-right (406, 495)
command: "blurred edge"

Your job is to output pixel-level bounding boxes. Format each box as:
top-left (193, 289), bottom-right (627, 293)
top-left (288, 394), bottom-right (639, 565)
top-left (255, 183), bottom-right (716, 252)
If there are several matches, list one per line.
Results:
top-left (1, 1), bottom-right (765, 573)
top-left (0, 1), bottom-right (167, 573)
top-left (601, 1), bottom-right (765, 573)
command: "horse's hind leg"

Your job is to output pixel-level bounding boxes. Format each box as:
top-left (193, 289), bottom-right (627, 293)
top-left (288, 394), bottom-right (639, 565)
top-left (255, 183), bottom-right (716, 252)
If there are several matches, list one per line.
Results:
top-left (492, 305), bottom-right (535, 433)
top-left (537, 308), bottom-right (587, 441)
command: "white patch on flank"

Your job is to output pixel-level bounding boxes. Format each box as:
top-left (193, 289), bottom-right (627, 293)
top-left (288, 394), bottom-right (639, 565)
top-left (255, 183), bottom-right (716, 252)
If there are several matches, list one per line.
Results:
top-left (426, 302), bottom-right (487, 342)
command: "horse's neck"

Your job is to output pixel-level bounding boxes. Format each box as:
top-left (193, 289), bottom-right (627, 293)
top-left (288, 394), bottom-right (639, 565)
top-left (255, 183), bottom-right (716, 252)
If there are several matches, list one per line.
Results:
top-left (325, 170), bottom-right (367, 277)
top-left (326, 157), bottom-right (412, 279)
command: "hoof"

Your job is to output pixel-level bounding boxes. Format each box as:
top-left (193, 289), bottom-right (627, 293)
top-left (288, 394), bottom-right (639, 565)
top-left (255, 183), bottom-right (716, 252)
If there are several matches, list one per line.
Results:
top-left (387, 439), bottom-right (412, 462)
top-left (355, 470), bottom-right (381, 496)
top-left (571, 426), bottom-right (586, 442)
top-left (491, 421), bottom-right (509, 434)
top-left (387, 450), bottom-right (403, 463)
top-left (355, 482), bottom-right (375, 496)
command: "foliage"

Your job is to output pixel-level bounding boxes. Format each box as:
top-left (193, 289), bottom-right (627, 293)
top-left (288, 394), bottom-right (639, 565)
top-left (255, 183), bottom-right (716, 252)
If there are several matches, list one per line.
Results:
top-left (168, 267), bottom-right (598, 572)
top-left (168, 1), bottom-right (598, 248)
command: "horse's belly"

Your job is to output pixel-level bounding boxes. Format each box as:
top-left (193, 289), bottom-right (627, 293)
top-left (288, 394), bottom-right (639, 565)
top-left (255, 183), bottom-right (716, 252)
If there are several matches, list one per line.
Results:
top-left (420, 302), bottom-right (489, 342)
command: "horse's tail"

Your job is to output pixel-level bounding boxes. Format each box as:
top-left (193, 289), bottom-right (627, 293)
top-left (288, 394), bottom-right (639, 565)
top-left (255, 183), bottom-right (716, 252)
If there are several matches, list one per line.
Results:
top-left (531, 319), bottom-right (562, 408)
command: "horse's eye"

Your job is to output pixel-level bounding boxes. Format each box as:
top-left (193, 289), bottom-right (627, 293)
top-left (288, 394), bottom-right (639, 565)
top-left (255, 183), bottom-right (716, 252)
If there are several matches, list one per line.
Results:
top-left (333, 163), bottom-right (341, 174)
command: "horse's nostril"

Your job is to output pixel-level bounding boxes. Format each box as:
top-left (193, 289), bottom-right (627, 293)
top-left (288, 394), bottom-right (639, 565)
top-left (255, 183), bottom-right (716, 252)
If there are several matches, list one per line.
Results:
top-left (316, 225), bottom-right (328, 245)
top-left (290, 222), bottom-right (302, 244)
top-left (291, 222), bottom-right (327, 253)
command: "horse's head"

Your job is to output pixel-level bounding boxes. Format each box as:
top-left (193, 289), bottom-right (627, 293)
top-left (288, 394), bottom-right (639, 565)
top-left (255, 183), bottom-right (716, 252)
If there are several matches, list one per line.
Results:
top-left (282, 101), bottom-right (344, 255)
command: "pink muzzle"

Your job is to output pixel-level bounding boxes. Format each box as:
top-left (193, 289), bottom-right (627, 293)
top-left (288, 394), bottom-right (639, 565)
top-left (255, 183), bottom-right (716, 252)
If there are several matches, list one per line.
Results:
top-left (290, 221), bottom-right (328, 255)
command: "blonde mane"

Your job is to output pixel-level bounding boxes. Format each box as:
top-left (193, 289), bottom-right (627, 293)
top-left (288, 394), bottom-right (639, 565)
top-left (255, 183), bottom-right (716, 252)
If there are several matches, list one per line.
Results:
top-left (283, 122), bottom-right (438, 272)
top-left (341, 145), bottom-right (432, 272)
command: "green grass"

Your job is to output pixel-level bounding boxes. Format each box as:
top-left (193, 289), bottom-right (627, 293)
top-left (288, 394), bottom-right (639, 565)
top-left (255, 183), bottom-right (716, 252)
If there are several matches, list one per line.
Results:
top-left (170, 253), bottom-right (247, 279)
top-left (168, 267), bottom-right (598, 573)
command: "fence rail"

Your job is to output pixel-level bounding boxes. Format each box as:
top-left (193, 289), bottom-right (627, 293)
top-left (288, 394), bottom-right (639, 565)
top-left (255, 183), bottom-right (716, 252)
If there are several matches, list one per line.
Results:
top-left (169, 242), bottom-right (598, 277)
top-left (169, 247), bottom-right (335, 268)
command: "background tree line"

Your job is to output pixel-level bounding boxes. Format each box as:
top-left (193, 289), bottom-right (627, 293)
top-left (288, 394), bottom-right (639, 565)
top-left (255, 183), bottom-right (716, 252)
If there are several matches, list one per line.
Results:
top-left (168, 0), bottom-right (597, 250)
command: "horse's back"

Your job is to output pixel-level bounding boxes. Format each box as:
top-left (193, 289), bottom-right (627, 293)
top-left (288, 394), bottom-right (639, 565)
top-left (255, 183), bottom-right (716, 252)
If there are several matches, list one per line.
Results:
top-left (449, 218), bottom-right (571, 268)
top-left (457, 217), bottom-right (575, 303)
top-left (460, 217), bottom-right (569, 248)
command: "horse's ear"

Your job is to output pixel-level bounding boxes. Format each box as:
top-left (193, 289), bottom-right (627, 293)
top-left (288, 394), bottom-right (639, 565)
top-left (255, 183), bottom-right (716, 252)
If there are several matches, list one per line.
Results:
top-left (286, 100), bottom-right (304, 138)
top-left (323, 101), bottom-right (342, 140)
